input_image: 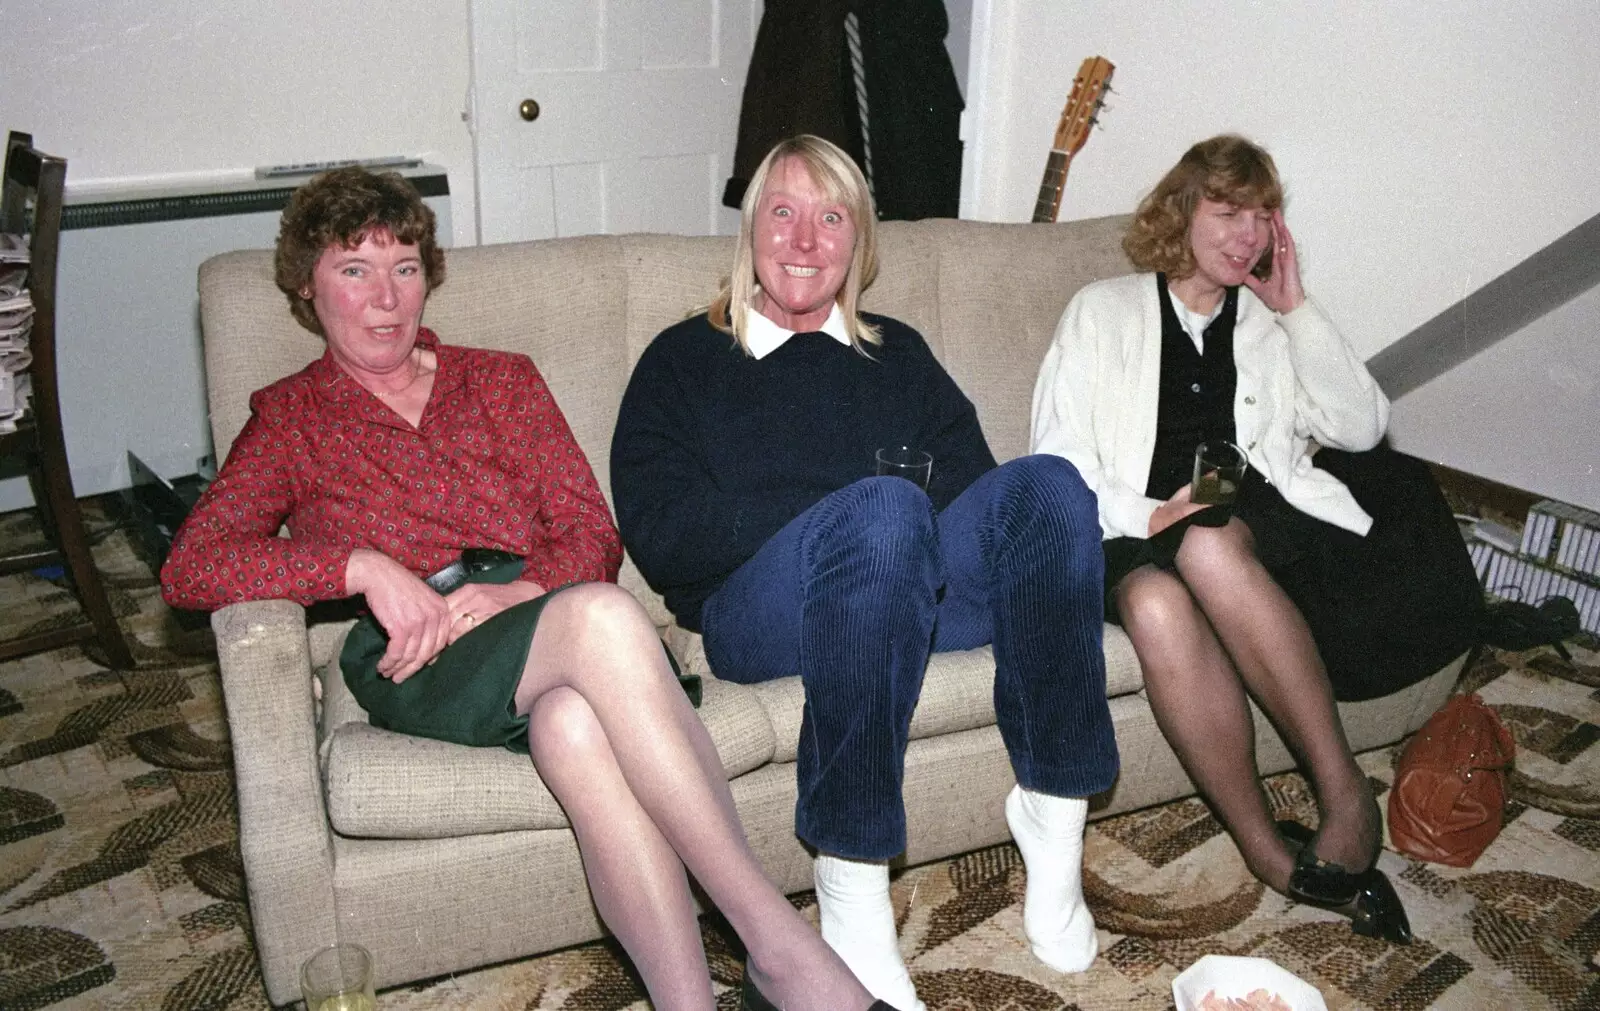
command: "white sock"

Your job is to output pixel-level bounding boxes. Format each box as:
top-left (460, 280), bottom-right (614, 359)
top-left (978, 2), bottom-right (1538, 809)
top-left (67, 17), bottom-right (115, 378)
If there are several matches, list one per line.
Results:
top-left (1004, 784), bottom-right (1098, 973)
top-left (813, 853), bottom-right (926, 1011)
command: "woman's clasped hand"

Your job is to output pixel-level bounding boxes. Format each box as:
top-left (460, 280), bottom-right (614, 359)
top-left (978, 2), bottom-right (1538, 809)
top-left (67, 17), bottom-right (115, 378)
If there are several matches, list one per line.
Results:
top-left (342, 548), bottom-right (550, 681)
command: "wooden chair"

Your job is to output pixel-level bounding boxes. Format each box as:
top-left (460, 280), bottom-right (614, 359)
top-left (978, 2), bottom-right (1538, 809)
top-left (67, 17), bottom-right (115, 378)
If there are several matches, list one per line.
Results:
top-left (0, 132), bottom-right (134, 668)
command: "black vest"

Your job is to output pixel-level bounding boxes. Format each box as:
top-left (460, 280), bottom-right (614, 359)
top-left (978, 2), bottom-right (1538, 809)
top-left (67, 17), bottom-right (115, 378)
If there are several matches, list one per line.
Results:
top-left (1144, 274), bottom-right (1241, 499)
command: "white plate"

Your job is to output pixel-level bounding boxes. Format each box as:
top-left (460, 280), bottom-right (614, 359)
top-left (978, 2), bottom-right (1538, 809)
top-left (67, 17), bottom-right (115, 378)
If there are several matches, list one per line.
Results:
top-left (1171, 954), bottom-right (1327, 1011)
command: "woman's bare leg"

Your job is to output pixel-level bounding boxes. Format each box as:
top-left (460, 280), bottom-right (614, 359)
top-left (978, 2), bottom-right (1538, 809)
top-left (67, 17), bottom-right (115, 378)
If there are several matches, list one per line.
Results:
top-left (526, 686), bottom-right (713, 1009)
top-left (516, 582), bottom-right (874, 1011)
top-left (1115, 565), bottom-right (1294, 890)
top-left (1174, 520), bottom-right (1380, 876)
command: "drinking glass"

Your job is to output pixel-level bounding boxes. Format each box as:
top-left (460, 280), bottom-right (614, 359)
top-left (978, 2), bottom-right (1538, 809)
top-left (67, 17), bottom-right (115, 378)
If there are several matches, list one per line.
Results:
top-left (1191, 441), bottom-right (1246, 505)
top-left (876, 446), bottom-right (933, 490)
top-left (301, 943), bottom-right (376, 1011)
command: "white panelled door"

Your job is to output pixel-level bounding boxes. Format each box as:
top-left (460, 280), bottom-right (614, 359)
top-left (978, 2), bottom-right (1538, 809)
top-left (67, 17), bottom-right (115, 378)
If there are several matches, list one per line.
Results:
top-left (470, 0), bottom-right (757, 243)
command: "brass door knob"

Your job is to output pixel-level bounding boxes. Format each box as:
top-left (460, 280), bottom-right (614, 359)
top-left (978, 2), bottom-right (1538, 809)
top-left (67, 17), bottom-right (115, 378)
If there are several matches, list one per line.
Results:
top-left (519, 99), bottom-right (541, 122)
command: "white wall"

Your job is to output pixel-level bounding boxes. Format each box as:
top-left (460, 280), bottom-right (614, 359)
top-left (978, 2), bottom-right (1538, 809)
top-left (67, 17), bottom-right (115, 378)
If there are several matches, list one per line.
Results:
top-left (945, 0), bottom-right (972, 97)
top-left (0, 2), bottom-right (478, 248)
top-left (1391, 283), bottom-right (1600, 510)
top-left (4, 2), bottom-right (1593, 506)
top-left (962, 0), bottom-right (1600, 507)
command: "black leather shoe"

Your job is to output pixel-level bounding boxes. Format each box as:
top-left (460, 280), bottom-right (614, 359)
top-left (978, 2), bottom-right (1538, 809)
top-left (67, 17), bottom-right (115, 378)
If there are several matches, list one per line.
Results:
top-left (1275, 818), bottom-right (1314, 848)
top-left (739, 970), bottom-right (779, 1011)
top-left (740, 968), bottom-right (904, 1011)
top-left (1278, 820), bottom-right (1412, 944)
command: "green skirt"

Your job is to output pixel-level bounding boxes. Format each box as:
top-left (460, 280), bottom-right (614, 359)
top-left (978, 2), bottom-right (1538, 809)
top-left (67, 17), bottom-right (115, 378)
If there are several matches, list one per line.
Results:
top-left (341, 563), bottom-right (699, 754)
top-left (341, 576), bottom-right (568, 754)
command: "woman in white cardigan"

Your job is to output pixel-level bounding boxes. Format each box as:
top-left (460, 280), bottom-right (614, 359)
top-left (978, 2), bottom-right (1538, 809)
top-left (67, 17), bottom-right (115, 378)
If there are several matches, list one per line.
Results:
top-left (1031, 135), bottom-right (1415, 943)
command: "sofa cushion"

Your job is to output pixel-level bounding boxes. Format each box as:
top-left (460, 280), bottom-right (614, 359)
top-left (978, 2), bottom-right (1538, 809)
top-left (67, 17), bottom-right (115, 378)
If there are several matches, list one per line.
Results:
top-left (315, 596), bottom-right (1144, 833)
top-left (326, 723), bottom-right (568, 837)
top-left (322, 669), bottom-right (776, 839)
top-left (1103, 623), bottom-right (1143, 697)
top-left (920, 216), bottom-right (1132, 463)
top-left (860, 221), bottom-right (945, 356)
top-left (747, 647), bottom-right (992, 765)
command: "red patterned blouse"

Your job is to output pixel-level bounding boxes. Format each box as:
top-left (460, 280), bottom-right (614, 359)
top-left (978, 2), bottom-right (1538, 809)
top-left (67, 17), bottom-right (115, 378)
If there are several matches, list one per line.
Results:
top-left (161, 329), bottom-right (622, 610)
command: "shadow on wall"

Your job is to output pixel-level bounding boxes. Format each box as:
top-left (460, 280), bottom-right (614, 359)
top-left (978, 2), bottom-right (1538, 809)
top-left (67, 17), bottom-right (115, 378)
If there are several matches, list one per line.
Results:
top-left (1366, 209), bottom-right (1600, 399)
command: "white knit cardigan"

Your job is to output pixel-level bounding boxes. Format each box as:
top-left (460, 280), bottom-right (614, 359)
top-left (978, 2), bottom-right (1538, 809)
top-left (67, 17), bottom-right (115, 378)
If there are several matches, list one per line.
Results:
top-left (1030, 273), bottom-right (1390, 541)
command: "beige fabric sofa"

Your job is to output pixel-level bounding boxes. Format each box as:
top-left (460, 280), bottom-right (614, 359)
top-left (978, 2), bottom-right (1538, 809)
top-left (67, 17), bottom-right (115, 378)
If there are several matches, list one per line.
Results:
top-left (196, 216), bottom-right (1462, 1006)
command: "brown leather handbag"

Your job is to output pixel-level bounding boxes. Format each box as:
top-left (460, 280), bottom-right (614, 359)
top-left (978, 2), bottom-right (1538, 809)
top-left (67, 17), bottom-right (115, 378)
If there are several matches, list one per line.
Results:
top-left (1387, 693), bottom-right (1516, 867)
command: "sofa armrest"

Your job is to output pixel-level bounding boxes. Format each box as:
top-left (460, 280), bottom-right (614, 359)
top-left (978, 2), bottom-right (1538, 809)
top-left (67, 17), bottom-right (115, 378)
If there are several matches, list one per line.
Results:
top-left (211, 599), bottom-right (339, 1006)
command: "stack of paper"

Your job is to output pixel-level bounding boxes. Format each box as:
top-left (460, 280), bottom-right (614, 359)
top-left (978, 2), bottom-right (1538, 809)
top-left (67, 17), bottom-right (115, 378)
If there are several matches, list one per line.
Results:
top-left (0, 235), bottom-right (32, 434)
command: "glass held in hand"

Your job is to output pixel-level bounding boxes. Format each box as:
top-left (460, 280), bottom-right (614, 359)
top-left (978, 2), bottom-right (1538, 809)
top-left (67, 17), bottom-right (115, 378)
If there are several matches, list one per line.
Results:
top-left (302, 942), bottom-right (377, 1011)
top-left (876, 445), bottom-right (933, 491)
top-left (1191, 441), bottom-right (1246, 505)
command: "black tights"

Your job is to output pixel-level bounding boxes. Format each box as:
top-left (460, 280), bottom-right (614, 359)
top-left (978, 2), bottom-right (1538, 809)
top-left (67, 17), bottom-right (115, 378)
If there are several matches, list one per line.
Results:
top-left (1115, 518), bottom-right (1380, 892)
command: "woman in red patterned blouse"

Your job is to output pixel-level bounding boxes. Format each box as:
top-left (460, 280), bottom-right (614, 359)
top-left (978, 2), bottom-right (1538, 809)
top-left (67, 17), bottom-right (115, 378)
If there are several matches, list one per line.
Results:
top-left (161, 168), bottom-right (886, 1011)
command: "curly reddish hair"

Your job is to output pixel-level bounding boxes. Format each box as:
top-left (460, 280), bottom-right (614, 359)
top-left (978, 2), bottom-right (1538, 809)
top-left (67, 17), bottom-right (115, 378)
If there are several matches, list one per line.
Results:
top-left (274, 167), bottom-right (446, 335)
top-left (1123, 135), bottom-right (1284, 280)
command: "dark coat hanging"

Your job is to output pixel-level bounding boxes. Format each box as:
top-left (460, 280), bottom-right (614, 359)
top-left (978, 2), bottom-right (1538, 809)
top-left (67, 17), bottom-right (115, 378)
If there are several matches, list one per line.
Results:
top-left (724, 0), bottom-right (964, 222)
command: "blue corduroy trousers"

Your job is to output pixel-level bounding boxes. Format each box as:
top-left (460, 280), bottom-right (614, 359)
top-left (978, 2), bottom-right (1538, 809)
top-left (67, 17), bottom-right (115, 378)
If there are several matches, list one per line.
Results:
top-left (700, 454), bottom-right (1120, 859)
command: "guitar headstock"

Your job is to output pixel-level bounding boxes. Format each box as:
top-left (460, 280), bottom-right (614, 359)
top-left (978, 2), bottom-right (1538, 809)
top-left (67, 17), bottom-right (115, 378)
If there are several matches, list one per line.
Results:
top-left (1052, 56), bottom-right (1114, 156)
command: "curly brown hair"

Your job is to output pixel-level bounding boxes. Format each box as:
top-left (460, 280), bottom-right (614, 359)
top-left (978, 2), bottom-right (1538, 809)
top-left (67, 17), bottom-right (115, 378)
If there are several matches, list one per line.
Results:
top-left (274, 167), bottom-right (446, 335)
top-left (1122, 135), bottom-right (1283, 280)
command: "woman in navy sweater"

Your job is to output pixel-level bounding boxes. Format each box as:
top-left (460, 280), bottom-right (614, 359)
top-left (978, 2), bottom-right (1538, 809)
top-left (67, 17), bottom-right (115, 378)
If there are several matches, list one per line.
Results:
top-left (612, 135), bottom-right (1119, 1011)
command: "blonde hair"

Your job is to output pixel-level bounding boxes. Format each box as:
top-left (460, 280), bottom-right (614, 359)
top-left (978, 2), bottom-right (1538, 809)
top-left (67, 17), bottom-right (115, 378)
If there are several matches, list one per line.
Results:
top-left (1123, 135), bottom-right (1284, 280)
top-left (708, 135), bottom-right (880, 354)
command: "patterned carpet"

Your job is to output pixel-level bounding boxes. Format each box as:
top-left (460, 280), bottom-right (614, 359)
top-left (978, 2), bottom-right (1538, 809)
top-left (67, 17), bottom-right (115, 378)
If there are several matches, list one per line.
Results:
top-left (1, 502), bottom-right (1598, 1010)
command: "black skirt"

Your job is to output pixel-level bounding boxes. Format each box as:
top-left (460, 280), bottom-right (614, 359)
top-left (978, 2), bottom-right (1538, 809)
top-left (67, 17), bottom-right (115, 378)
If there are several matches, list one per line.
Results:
top-left (1103, 446), bottom-right (1482, 702)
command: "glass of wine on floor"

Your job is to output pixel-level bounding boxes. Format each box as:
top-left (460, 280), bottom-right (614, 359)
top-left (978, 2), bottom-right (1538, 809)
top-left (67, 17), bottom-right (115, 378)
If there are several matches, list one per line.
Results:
top-left (301, 942), bottom-right (376, 1011)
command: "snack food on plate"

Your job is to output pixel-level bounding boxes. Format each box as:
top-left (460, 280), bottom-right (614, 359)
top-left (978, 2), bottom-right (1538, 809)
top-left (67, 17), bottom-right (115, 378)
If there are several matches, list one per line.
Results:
top-left (1197, 989), bottom-right (1293, 1011)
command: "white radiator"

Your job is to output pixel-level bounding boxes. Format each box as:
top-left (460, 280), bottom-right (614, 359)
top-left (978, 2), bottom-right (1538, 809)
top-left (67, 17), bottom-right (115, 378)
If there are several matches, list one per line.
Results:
top-left (0, 166), bottom-right (452, 512)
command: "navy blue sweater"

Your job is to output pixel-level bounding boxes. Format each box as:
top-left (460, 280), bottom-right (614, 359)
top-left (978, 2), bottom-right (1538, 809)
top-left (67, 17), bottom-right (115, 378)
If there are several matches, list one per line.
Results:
top-left (611, 312), bottom-right (997, 631)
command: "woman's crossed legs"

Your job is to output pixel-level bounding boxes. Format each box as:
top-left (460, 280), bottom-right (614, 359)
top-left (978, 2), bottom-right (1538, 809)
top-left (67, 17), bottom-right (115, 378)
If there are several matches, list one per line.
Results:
top-left (1114, 517), bottom-right (1379, 892)
top-left (514, 582), bottom-right (875, 1011)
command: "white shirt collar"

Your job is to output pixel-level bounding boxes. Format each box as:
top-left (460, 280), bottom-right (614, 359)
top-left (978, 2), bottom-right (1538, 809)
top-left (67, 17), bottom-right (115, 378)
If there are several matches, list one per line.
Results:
top-left (1165, 284), bottom-right (1224, 355)
top-left (745, 302), bottom-right (853, 360)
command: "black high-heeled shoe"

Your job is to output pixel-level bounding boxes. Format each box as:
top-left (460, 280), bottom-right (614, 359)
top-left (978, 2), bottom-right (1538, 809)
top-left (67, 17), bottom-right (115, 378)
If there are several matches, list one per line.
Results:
top-left (1276, 819), bottom-right (1412, 945)
top-left (739, 967), bottom-right (904, 1011)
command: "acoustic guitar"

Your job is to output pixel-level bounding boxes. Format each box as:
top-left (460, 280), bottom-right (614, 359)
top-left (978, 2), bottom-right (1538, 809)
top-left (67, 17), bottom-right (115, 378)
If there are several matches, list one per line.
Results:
top-left (1031, 56), bottom-right (1115, 224)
